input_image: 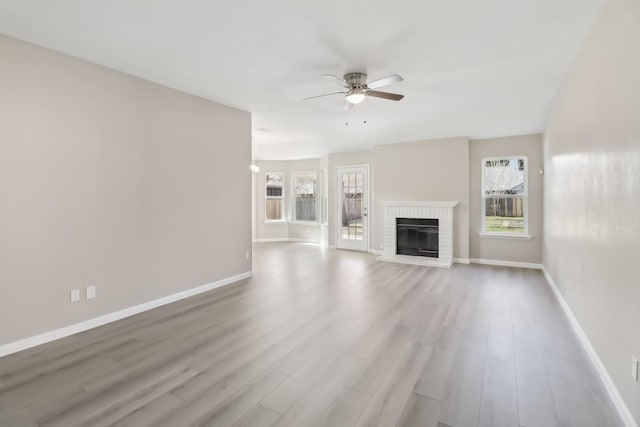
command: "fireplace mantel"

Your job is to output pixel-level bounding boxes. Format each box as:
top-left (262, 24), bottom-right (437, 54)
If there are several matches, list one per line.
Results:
top-left (378, 201), bottom-right (458, 268)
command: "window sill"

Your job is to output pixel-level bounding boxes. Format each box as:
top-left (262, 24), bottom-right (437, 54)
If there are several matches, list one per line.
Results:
top-left (479, 232), bottom-right (532, 240)
top-left (264, 220), bottom-right (287, 225)
top-left (289, 221), bottom-right (319, 226)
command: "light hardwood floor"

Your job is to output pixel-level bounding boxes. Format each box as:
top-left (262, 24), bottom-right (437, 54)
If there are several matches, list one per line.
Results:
top-left (0, 243), bottom-right (624, 427)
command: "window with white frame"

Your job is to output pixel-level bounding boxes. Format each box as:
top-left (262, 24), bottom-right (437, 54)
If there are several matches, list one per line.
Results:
top-left (265, 172), bottom-right (284, 221)
top-left (482, 156), bottom-right (528, 235)
top-left (293, 171), bottom-right (317, 222)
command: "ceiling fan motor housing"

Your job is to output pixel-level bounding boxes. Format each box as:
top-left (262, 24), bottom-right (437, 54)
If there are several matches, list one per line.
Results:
top-left (344, 72), bottom-right (368, 87)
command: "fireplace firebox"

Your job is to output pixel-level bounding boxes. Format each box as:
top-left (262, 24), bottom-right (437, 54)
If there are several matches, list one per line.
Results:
top-left (396, 218), bottom-right (439, 258)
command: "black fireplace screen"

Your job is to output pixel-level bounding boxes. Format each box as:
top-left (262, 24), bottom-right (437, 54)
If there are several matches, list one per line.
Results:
top-left (396, 218), bottom-right (439, 258)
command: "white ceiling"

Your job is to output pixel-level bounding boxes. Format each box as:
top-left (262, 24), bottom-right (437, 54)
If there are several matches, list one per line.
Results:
top-left (0, 0), bottom-right (603, 160)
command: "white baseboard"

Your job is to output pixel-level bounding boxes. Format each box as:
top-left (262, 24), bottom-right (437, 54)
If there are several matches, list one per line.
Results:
top-left (469, 258), bottom-right (543, 269)
top-left (542, 267), bottom-right (638, 427)
top-left (454, 258), bottom-right (471, 264)
top-left (368, 249), bottom-right (384, 256)
top-left (0, 271), bottom-right (253, 358)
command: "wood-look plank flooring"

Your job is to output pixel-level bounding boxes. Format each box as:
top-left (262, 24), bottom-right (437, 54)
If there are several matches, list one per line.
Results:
top-left (0, 243), bottom-right (624, 427)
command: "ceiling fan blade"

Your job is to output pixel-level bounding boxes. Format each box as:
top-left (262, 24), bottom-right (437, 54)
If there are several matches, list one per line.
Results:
top-left (344, 101), bottom-right (354, 110)
top-left (303, 91), bottom-right (346, 101)
top-left (366, 74), bottom-right (403, 89)
top-left (367, 90), bottom-right (404, 101)
top-left (322, 74), bottom-right (349, 88)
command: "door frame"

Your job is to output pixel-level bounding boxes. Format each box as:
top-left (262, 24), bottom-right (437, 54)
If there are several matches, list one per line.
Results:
top-left (335, 164), bottom-right (370, 252)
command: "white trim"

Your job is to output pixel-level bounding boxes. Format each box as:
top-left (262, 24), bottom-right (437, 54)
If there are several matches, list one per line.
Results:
top-left (542, 268), bottom-right (638, 427)
top-left (469, 258), bottom-right (543, 269)
top-left (479, 232), bottom-right (532, 240)
top-left (381, 201), bottom-right (458, 208)
top-left (289, 221), bottom-right (319, 226)
top-left (454, 258), bottom-right (471, 264)
top-left (368, 249), bottom-right (384, 256)
top-left (0, 271), bottom-right (253, 358)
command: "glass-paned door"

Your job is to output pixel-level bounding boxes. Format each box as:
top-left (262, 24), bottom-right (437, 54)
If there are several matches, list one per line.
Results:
top-left (336, 166), bottom-right (369, 251)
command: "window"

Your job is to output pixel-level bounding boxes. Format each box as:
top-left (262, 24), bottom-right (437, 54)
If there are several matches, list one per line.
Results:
top-left (482, 156), bottom-right (528, 236)
top-left (265, 172), bottom-right (284, 221)
top-left (293, 171), bottom-right (316, 222)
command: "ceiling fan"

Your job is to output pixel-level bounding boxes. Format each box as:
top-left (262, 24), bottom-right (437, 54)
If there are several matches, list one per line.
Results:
top-left (304, 72), bottom-right (404, 109)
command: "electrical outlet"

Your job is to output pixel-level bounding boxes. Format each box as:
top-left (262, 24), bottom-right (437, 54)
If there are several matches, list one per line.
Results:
top-left (632, 355), bottom-right (639, 381)
top-left (380, 243), bottom-right (384, 249)
top-left (86, 286), bottom-right (96, 300)
top-left (70, 289), bottom-right (80, 303)
top-left (245, 250), bottom-right (250, 260)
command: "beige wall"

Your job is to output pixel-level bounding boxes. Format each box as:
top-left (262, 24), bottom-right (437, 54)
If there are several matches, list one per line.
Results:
top-left (372, 138), bottom-right (470, 259)
top-left (544, 0), bottom-right (640, 422)
top-left (469, 134), bottom-right (543, 263)
top-left (0, 35), bottom-right (252, 345)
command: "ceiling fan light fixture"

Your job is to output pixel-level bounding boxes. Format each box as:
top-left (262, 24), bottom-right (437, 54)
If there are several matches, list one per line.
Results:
top-left (304, 72), bottom-right (403, 106)
top-left (346, 92), bottom-right (366, 104)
